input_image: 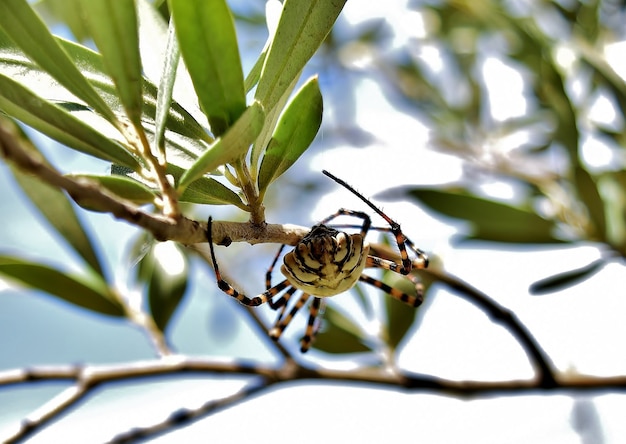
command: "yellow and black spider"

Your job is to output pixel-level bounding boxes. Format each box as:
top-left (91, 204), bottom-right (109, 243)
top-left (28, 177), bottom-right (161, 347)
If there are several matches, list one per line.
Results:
top-left (207, 170), bottom-right (429, 352)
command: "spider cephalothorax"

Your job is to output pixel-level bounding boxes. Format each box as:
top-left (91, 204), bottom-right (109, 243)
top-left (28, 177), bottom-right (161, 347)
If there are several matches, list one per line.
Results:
top-left (282, 224), bottom-right (368, 297)
top-left (207, 170), bottom-right (429, 352)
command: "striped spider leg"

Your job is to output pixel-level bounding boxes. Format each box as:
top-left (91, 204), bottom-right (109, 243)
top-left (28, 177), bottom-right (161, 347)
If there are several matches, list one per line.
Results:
top-left (206, 170), bottom-right (429, 353)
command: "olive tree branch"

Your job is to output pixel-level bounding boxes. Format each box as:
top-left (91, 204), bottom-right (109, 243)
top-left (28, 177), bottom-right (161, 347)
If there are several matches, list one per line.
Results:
top-left (369, 243), bottom-right (558, 388)
top-left (1, 357), bottom-right (624, 443)
top-left (0, 118), bottom-right (309, 246)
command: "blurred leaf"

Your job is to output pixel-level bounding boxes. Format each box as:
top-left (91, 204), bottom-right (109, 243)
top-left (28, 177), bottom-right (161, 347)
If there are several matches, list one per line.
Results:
top-left (81, 0), bottom-right (144, 127)
top-left (382, 273), bottom-right (423, 351)
top-left (406, 188), bottom-right (562, 243)
top-left (0, 255), bottom-right (124, 317)
top-left (66, 173), bottom-right (157, 206)
top-left (0, 73), bottom-right (140, 169)
top-left (258, 76), bottom-right (322, 194)
top-left (0, 0), bottom-right (118, 125)
top-left (10, 166), bottom-right (105, 277)
top-left (529, 258), bottom-right (606, 295)
top-left (574, 166), bottom-right (606, 240)
top-left (312, 305), bottom-right (371, 354)
top-left (171, 0), bottom-right (246, 136)
top-left (34, 0), bottom-right (91, 42)
top-left (178, 101), bottom-right (265, 191)
top-left (255, 0), bottom-right (346, 111)
top-left (146, 242), bottom-right (189, 332)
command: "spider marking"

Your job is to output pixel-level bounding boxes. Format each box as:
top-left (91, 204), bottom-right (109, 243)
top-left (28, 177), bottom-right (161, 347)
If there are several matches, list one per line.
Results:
top-left (207, 170), bottom-right (429, 352)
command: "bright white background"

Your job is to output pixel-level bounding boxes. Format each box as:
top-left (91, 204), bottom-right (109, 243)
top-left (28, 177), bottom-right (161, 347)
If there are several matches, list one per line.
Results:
top-left (1, 0), bottom-right (625, 443)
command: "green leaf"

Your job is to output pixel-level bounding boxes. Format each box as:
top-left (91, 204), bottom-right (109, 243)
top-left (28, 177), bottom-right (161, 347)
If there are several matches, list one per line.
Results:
top-left (574, 166), bottom-right (606, 241)
top-left (66, 173), bottom-right (157, 207)
top-left (0, 29), bottom-right (210, 148)
top-left (10, 164), bottom-right (105, 277)
top-left (171, 0), bottom-right (246, 136)
top-left (0, 0), bottom-right (118, 125)
top-left (383, 273), bottom-right (422, 351)
top-left (145, 242), bottom-right (189, 332)
top-left (258, 76), bottom-right (323, 195)
top-left (154, 19), bottom-right (180, 160)
top-left (34, 0), bottom-right (91, 42)
top-left (178, 102), bottom-right (265, 191)
top-left (0, 255), bottom-right (124, 317)
top-left (81, 0), bottom-right (144, 127)
top-left (180, 177), bottom-right (247, 208)
top-left (255, 0), bottom-right (346, 111)
top-left (0, 73), bottom-right (140, 169)
top-left (312, 305), bottom-right (371, 354)
top-left (529, 258), bottom-right (607, 295)
top-left (406, 188), bottom-right (562, 243)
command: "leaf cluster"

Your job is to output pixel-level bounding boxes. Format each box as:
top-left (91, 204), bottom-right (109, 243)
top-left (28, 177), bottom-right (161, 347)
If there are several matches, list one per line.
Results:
top-left (0, 0), bottom-right (340, 334)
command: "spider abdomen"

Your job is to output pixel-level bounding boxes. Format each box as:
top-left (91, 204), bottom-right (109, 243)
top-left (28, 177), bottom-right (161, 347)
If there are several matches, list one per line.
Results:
top-left (281, 224), bottom-right (369, 297)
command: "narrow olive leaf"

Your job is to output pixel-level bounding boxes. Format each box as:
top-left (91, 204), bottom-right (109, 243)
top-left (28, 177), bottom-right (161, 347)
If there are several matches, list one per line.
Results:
top-left (258, 76), bottom-right (323, 194)
top-left (250, 73), bottom-right (300, 178)
top-left (154, 20), bottom-right (181, 159)
top-left (574, 166), bottom-right (607, 241)
top-left (0, 73), bottom-right (140, 169)
top-left (255, 0), bottom-right (346, 111)
top-left (0, 0), bottom-right (118, 125)
top-left (66, 173), bottom-right (156, 206)
top-left (34, 0), bottom-right (90, 42)
top-left (171, 0), bottom-right (246, 136)
top-left (178, 102), bottom-right (265, 191)
top-left (0, 31), bottom-right (209, 145)
top-left (406, 188), bottom-right (562, 243)
top-left (313, 305), bottom-right (371, 354)
top-left (81, 0), bottom-right (144, 127)
top-left (10, 165), bottom-right (105, 277)
top-left (529, 258), bottom-right (607, 295)
top-left (0, 255), bottom-right (124, 317)
top-left (147, 242), bottom-right (189, 332)
top-left (180, 177), bottom-right (247, 208)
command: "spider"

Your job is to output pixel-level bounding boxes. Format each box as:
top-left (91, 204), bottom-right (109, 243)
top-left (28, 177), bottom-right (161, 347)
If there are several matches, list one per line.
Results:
top-left (206, 170), bottom-right (429, 353)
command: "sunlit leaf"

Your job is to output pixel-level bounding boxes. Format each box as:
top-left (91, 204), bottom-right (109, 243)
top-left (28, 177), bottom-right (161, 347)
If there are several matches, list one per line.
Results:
top-left (171, 0), bottom-right (246, 136)
top-left (0, 0), bottom-right (118, 124)
top-left (0, 29), bottom-right (210, 147)
top-left (10, 166), bottom-right (106, 278)
top-left (313, 305), bottom-right (371, 354)
top-left (82, 0), bottom-right (143, 127)
top-left (529, 258), bottom-right (607, 295)
top-left (258, 76), bottom-right (322, 195)
top-left (0, 73), bottom-right (140, 169)
top-left (255, 0), bottom-right (346, 111)
top-left (178, 102), bottom-right (265, 191)
top-left (66, 173), bottom-right (157, 206)
top-left (0, 255), bottom-right (124, 317)
top-left (154, 19), bottom-right (180, 159)
top-left (146, 242), bottom-right (189, 332)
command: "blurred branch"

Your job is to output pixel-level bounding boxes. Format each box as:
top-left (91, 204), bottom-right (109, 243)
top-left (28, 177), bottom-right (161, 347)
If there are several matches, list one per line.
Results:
top-left (0, 117), bottom-right (309, 246)
top-left (1, 357), bottom-right (624, 443)
top-left (369, 243), bottom-right (558, 388)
